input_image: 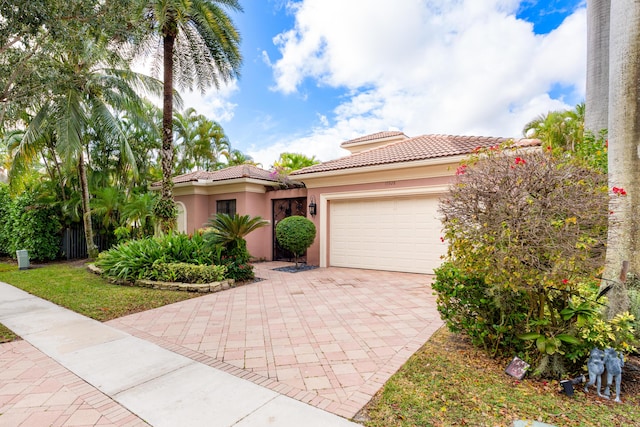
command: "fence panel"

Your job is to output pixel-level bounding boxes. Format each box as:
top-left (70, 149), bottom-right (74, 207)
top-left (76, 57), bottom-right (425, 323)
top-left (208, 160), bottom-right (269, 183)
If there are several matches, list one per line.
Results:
top-left (60, 224), bottom-right (114, 260)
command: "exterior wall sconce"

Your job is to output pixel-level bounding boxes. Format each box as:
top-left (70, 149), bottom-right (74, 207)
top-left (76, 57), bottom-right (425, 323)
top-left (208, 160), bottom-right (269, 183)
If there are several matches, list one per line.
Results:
top-left (309, 196), bottom-right (317, 217)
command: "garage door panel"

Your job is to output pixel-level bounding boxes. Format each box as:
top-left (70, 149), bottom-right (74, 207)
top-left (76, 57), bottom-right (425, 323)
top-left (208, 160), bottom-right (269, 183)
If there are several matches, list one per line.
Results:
top-left (329, 196), bottom-right (445, 274)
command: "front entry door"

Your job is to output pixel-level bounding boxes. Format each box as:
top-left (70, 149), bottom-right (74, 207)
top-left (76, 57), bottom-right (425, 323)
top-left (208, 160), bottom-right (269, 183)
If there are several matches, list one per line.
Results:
top-left (272, 197), bottom-right (307, 261)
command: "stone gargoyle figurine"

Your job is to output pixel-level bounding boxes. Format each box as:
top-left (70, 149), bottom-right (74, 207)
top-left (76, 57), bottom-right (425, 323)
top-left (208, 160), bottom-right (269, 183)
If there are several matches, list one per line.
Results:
top-left (583, 347), bottom-right (606, 397)
top-left (603, 347), bottom-right (624, 403)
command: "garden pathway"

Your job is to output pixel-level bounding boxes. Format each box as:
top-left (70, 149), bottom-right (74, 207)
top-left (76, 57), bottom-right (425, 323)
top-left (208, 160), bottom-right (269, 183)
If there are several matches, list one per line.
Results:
top-left (107, 262), bottom-right (443, 419)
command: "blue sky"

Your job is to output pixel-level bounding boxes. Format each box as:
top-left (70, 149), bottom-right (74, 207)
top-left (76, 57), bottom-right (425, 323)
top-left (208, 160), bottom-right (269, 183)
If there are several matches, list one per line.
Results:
top-left (181, 0), bottom-right (586, 168)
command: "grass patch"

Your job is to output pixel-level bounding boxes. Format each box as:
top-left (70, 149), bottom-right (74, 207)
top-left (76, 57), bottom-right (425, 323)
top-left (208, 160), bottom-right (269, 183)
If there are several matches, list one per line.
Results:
top-left (362, 327), bottom-right (640, 427)
top-left (0, 322), bottom-right (19, 343)
top-left (0, 262), bottom-right (200, 322)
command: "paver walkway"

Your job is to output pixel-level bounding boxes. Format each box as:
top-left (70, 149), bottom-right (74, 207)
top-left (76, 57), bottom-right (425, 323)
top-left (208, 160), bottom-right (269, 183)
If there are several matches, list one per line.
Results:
top-left (108, 262), bottom-right (443, 418)
top-left (0, 278), bottom-right (359, 427)
top-left (0, 340), bottom-right (147, 427)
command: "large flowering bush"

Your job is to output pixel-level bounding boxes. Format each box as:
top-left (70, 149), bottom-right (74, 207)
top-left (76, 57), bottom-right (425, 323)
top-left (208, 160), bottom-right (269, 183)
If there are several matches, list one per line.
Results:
top-left (435, 143), bottom-right (635, 376)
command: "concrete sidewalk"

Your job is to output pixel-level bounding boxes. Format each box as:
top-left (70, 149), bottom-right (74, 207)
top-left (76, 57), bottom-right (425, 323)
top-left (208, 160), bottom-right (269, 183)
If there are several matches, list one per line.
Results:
top-left (0, 282), bottom-right (358, 427)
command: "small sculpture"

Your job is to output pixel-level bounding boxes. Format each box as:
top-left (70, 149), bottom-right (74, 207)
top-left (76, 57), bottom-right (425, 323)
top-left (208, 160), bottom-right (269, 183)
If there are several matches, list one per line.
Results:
top-left (603, 347), bottom-right (624, 402)
top-left (583, 348), bottom-right (606, 397)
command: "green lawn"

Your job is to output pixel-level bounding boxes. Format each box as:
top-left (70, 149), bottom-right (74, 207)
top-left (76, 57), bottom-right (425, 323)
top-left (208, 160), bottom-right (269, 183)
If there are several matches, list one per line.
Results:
top-left (0, 261), bottom-right (200, 323)
top-left (362, 327), bottom-right (639, 427)
top-left (0, 322), bottom-right (18, 343)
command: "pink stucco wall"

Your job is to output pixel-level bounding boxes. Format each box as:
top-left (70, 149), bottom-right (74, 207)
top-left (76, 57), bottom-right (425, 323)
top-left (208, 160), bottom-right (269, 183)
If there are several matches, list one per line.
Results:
top-left (175, 187), bottom-right (308, 262)
top-left (175, 173), bottom-right (453, 267)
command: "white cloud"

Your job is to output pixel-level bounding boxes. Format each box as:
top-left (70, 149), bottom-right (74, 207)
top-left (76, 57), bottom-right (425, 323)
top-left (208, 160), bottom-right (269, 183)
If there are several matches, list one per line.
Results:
top-left (266, 0), bottom-right (586, 161)
top-left (179, 80), bottom-right (239, 123)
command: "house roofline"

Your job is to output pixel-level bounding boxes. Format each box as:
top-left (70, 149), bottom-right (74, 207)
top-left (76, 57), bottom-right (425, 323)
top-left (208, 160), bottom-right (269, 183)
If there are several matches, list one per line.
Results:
top-left (151, 177), bottom-right (280, 191)
top-left (291, 154), bottom-right (469, 180)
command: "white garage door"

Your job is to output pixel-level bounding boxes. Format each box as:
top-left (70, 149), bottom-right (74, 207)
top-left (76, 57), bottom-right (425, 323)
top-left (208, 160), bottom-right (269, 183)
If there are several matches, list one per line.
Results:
top-left (329, 196), bottom-right (446, 274)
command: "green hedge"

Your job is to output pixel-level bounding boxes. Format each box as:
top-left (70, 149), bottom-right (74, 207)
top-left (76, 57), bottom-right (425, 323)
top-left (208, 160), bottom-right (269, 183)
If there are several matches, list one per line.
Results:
top-left (0, 185), bottom-right (11, 257)
top-left (146, 262), bottom-right (226, 283)
top-left (0, 187), bottom-right (62, 261)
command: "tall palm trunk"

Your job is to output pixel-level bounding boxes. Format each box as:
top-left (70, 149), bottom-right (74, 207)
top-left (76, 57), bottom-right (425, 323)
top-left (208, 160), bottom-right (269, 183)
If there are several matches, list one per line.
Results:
top-left (78, 150), bottom-right (98, 259)
top-left (585, 0), bottom-right (610, 134)
top-left (158, 29), bottom-right (176, 234)
top-left (605, 0), bottom-right (640, 316)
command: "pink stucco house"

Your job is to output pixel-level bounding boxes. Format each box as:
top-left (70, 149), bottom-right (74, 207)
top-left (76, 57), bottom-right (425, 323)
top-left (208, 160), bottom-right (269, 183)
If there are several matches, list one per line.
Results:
top-left (171, 131), bottom-right (537, 274)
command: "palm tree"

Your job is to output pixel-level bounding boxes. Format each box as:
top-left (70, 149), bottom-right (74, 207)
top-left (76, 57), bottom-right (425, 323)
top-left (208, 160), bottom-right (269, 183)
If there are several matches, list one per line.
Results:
top-left (204, 213), bottom-right (268, 251)
top-left (120, 191), bottom-right (157, 237)
top-left (224, 148), bottom-right (259, 167)
top-left (134, 0), bottom-right (242, 233)
top-left (173, 108), bottom-right (230, 173)
top-left (522, 104), bottom-right (584, 152)
top-left (604, 0), bottom-right (640, 315)
top-left (173, 107), bottom-right (199, 173)
top-left (91, 187), bottom-right (124, 230)
top-left (272, 152), bottom-right (320, 174)
top-left (193, 117), bottom-right (230, 171)
top-left (15, 37), bottom-right (161, 258)
top-left (585, 0), bottom-right (610, 134)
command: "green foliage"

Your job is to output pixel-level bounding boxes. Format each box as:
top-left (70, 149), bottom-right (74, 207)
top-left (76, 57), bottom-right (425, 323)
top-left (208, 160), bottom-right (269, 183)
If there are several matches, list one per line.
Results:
top-left (523, 103), bottom-right (607, 173)
top-left (146, 262), bottom-right (226, 283)
top-left (275, 215), bottom-right (316, 267)
top-left (432, 262), bottom-right (527, 355)
top-left (202, 213), bottom-right (269, 281)
top-left (153, 198), bottom-right (177, 223)
top-left (95, 237), bottom-right (164, 281)
top-left (173, 107), bottom-right (230, 174)
top-left (96, 232), bottom-right (215, 281)
top-left (437, 143), bottom-right (615, 376)
top-left (0, 184), bottom-right (11, 256)
top-left (204, 213), bottom-right (269, 250)
top-left (220, 239), bottom-right (255, 282)
top-left (7, 190), bottom-right (61, 261)
top-left (272, 152), bottom-right (320, 174)
top-left (577, 129), bottom-right (608, 173)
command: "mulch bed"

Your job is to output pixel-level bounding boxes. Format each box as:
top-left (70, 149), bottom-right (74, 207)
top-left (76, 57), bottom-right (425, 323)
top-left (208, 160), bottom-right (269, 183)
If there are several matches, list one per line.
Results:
top-left (272, 264), bottom-right (318, 273)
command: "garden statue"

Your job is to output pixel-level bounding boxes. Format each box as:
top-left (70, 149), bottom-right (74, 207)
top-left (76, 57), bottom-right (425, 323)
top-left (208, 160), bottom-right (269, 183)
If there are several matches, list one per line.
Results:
top-left (603, 347), bottom-right (624, 403)
top-left (584, 348), bottom-right (606, 397)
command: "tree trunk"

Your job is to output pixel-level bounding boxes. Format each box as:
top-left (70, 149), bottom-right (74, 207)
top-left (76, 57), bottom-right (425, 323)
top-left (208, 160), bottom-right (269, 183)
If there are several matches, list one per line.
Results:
top-left (605, 0), bottom-right (640, 316)
top-left (158, 31), bottom-right (176, 234)
top-left (78, 150), bottom-right (98, 259)
top-left (585, 0), bottom-right (611, 134)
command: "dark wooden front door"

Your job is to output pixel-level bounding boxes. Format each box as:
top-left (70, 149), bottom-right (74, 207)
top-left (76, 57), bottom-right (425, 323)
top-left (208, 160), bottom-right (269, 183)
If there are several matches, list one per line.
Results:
top-left (272, 197), bottom-right (307, 261)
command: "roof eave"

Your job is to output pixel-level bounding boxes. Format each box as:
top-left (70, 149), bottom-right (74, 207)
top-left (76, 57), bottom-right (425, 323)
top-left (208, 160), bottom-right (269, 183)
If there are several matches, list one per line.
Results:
top-left (151, 176), bottom-right (280, 190)
top-left (292, 154), bottom-right (470, 180)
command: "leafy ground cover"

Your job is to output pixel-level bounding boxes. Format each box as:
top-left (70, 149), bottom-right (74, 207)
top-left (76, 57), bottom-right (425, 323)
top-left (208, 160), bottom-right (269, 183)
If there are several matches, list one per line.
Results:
top-left (0, 260), bottom-right (200, 323)
top-left (360, 327), bottom-right (640, 427)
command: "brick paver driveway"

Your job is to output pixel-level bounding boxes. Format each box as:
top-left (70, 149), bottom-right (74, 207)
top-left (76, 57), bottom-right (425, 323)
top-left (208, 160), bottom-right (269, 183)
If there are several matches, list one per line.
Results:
top-left (108, 262), bottom-right (443, 419)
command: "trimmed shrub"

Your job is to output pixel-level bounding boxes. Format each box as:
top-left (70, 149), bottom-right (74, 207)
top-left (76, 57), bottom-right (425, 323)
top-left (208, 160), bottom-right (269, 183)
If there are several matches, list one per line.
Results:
top-left (8, 190), bottom-right (61, 261)
top-left (275, 215), bottom-right (316, 267)
top-left (146, 262), bottom-right (226, 283)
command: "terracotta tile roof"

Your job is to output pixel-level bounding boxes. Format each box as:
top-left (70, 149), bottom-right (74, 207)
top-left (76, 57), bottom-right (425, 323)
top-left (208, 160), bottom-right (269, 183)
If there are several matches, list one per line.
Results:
top-left (340, 131), bottom-right (408, 147)
top-left (292, 134), bottom-right (540, 175)
top-left (167, 165), bottom-right (279, 185)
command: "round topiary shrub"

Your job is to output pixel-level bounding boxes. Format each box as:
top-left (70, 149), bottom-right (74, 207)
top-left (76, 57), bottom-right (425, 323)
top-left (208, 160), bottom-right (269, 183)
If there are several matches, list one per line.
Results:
top-left (275, 215), bottom-right (316, 267)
